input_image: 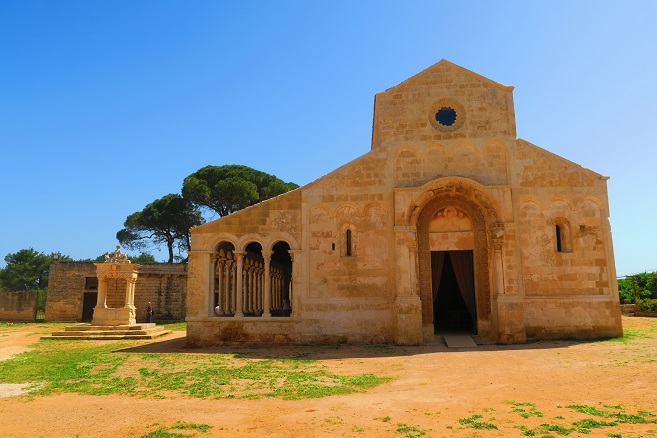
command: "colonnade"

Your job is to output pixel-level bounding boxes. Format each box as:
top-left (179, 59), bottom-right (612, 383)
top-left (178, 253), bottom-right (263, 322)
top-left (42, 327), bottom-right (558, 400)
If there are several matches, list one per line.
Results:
top-left (211, 249), bottom-right (291, 317)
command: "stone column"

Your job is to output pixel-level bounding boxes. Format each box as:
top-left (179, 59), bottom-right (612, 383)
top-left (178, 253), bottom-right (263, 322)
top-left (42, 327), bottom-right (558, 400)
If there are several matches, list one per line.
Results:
top-left (247, 261), bottom-right (255, 313)
top-left (255, 265), bottom-right (262, 314)
top-left (216, 259), bottom-right (224, 315)
top-left (224, 260), bottom-right (233, 314)
top-left (407, 239), bottom-right (419, 297)
top-left (289, 250), bottom-right (302, 318)
top-left (124, 277), bottom-right (135, 308)
top-left (393, 226), bottom-right (423, 345)
top-left (234, 251), bottom-right (245, 317)
top-left (262, 250), bottom-right (272, 317)
top-left (97, 278), bottom-right (108, 308)
top-left (231, 261), bottom-right (237, 314)
top-left (491, 225), bottom-right (505, 295)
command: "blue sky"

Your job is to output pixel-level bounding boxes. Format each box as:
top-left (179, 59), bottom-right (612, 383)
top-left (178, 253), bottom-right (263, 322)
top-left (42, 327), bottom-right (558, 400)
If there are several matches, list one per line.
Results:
top-left (1, 1), bottom-right (655, 277)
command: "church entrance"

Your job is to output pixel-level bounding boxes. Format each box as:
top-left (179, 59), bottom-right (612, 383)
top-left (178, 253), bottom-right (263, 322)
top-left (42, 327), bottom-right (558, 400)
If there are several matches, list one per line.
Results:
top-left (431, 250), bottom-right (477, 334)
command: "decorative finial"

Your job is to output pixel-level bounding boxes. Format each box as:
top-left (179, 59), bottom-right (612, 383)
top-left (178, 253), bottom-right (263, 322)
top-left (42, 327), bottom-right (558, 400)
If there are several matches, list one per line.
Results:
top-left (105, 245), bottom-right (131, 263)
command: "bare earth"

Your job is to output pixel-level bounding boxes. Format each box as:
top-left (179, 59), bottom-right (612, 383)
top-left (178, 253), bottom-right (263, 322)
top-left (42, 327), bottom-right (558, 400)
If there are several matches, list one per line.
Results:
top-left (1, 317), bottom-right (656, 438)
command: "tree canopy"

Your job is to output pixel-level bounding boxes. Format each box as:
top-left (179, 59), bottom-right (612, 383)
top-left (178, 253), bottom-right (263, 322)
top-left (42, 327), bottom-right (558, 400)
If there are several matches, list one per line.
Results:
top-left (116, 194), bottom-right (204, 263)
top-left (88, 252), bottom-right (158, 264)
top-left (182, 164), bottom-right (299, 217)
top-left (0, 248), bottom-right (72, 291)
top-left (618, 271), bottom-right (657, 303)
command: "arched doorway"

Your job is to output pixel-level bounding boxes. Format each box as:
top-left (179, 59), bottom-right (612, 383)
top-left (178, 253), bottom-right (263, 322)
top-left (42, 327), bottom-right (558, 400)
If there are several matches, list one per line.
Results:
top-left (243, 242), bottom-right (264, 316)
top-left (271, 241), bottom-right (292, 316)
top-left (213, 241), bottom-right (236, 316)
top-left (415, 188), bottom-right (498, 341)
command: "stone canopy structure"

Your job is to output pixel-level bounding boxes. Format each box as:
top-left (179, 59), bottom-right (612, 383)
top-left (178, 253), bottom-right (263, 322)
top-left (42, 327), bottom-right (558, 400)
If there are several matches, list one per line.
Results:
top-left (186, 60), bottom-right (622, 346)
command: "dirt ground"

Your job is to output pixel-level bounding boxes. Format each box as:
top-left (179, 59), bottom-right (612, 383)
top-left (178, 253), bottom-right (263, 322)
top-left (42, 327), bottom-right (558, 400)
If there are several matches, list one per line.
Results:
top-left (1, 317), bottom-right (656, 438)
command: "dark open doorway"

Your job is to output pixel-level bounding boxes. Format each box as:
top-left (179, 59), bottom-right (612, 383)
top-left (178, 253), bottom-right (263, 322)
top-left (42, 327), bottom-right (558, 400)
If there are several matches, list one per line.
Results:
top-left (82, 292), bottom-right (97, 322)
top-left (431, 250), bottom-right (476, 334)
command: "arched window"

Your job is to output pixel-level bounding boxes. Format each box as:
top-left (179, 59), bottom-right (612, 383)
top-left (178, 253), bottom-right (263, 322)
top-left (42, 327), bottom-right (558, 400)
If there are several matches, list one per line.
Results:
top-left (340, 225), bottom-right (356, 257)
top-left (554, 218), bottom-right (572, 253)
top-left (346, 229), bottom-right (353, 256)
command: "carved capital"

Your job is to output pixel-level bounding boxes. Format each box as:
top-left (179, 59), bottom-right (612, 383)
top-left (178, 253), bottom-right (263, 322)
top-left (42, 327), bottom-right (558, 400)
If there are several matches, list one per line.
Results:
top-left (490, 223), bottom-right (505, 250)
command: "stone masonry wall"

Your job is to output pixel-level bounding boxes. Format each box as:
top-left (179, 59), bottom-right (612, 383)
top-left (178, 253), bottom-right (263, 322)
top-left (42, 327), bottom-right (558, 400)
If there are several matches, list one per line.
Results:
top-left (0, 291), bottom-right (37, 322)
top-left (46, 262), bottom-right (95, 321)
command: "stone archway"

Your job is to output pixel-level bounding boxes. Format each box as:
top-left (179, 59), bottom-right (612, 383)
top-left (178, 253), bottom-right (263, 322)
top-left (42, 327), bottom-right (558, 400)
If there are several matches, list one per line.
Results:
top-left (411, 180), bottom-right (503, 342)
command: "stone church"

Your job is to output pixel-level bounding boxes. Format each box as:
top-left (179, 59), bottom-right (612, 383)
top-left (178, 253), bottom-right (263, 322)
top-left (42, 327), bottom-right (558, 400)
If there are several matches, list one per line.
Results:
top-left (185, 60), bottom-right (622, 346)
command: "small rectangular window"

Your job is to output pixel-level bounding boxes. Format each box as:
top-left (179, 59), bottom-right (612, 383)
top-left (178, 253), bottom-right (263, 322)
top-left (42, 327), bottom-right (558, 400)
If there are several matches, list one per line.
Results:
top-left (555, 225), bottom-right (562, 252)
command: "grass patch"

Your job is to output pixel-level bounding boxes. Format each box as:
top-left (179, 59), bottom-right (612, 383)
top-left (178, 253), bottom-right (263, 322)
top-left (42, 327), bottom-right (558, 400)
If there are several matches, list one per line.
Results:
top-left (539, 423), bottom-right (572, 436)
top-left (573, 419), bottom-right (618, 428)
top-left (504, 400), bottom-right (544, 418)
top-left (141, 421), bottom-right (212, 438)
top-left (600, 328), bottom-right (651, 343)
top-left (565, 404), bottom-right (657, 424)
top-left (161, 322), bottom-right (186, 331)
top-left (458, 414), bottom-right (498, 430)
top-left (395, 423), bottom-right (426, 437)
top-left (0, 339), bottom-right (392, 399)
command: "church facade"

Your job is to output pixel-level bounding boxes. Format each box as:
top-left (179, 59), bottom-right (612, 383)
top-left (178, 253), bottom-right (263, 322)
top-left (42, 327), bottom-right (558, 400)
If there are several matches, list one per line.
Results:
top-left (185, 60), bottom-right (622, 346)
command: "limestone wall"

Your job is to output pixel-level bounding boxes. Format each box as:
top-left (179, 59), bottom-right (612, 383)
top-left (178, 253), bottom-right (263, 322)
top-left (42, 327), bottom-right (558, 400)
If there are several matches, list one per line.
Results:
top-left (0, 291), bottom-right (37, 322)
top-left (46, 262), bottom-right (187, 322)
top-left (372, 60), bottom-right (516, 149)
top-left (511, 140), bottom-right (617, 298)
top-left (46, 262), bottom-right (94, 321)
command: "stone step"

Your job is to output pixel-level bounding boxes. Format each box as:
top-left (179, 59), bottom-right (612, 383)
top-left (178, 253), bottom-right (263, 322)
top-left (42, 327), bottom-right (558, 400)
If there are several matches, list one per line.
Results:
top-left (51, 329), bottom-right (162, 336)
top-left (41, 330), bottom-right (171, 341)
top-left (42, 324), bottom-right (171, 341)
top-left (63, 324), bottom-right (158, 332)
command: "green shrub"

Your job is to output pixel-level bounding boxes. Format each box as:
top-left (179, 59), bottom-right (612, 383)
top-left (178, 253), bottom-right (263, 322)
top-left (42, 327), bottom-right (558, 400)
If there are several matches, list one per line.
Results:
top-left (637, 299), bottom-right (657, 313)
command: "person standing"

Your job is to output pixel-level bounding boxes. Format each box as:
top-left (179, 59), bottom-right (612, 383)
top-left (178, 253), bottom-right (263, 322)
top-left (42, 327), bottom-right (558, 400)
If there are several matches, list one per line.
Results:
top-left (146, 302), bottom-right (153, 323)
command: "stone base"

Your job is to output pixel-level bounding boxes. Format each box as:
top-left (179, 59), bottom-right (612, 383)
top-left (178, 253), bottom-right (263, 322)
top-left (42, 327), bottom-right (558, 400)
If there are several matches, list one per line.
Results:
top-left (42, 323), bottom-right (170, 340)
top-left (92, 306), bottom-right (136, 326)
top-left (496, 295), bottom-right (527, 344)
top-left (394, 296), bottom-right (423, 345)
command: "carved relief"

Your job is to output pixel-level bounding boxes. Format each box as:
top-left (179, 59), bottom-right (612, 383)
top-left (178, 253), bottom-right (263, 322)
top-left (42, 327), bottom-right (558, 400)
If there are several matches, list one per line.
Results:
top-left (429, 207), bottom-right (473, 232)
top-left (309, 206), bottom-right (333, 224)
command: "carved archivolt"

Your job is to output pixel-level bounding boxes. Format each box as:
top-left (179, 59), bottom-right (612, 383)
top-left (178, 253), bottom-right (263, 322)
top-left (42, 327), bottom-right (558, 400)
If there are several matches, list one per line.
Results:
top-left (408, 177), bottom-right (502, 227)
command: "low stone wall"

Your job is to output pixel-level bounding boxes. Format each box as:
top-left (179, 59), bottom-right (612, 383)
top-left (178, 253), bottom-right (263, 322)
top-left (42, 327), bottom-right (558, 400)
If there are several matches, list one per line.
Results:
top-left (620, 303), bottom-right (635, 315)
top-left (0, 291), bottom-right (36, 322)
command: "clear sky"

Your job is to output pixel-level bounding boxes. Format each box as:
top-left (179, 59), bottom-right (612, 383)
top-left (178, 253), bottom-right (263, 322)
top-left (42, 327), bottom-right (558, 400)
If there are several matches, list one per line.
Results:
top-left (1, 1), bottom-right (655, 277)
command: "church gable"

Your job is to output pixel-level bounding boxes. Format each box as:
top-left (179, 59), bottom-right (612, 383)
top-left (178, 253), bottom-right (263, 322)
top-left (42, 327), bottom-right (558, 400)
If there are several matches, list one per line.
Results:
top-left (192, 189), bottom-right (302, 244)
top-left (372, 60), bottom-right (516, 149)
top-left (512, 139), bottom-right (605, 189)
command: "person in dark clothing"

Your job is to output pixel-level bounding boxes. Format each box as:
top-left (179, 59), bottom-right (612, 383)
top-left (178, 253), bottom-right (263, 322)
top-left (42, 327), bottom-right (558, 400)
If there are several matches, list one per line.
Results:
top-left (146, 302), bottom-right (153, 323)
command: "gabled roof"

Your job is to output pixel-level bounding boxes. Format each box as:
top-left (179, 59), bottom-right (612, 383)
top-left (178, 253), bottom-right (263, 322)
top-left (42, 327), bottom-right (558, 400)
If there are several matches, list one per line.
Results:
top-left (380, 59), bottom-right (514, 95)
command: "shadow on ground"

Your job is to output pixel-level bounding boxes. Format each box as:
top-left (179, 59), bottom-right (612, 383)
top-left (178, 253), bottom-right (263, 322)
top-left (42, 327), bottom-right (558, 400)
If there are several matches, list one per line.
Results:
top-left (115, 330), bottom-right (611, 360)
